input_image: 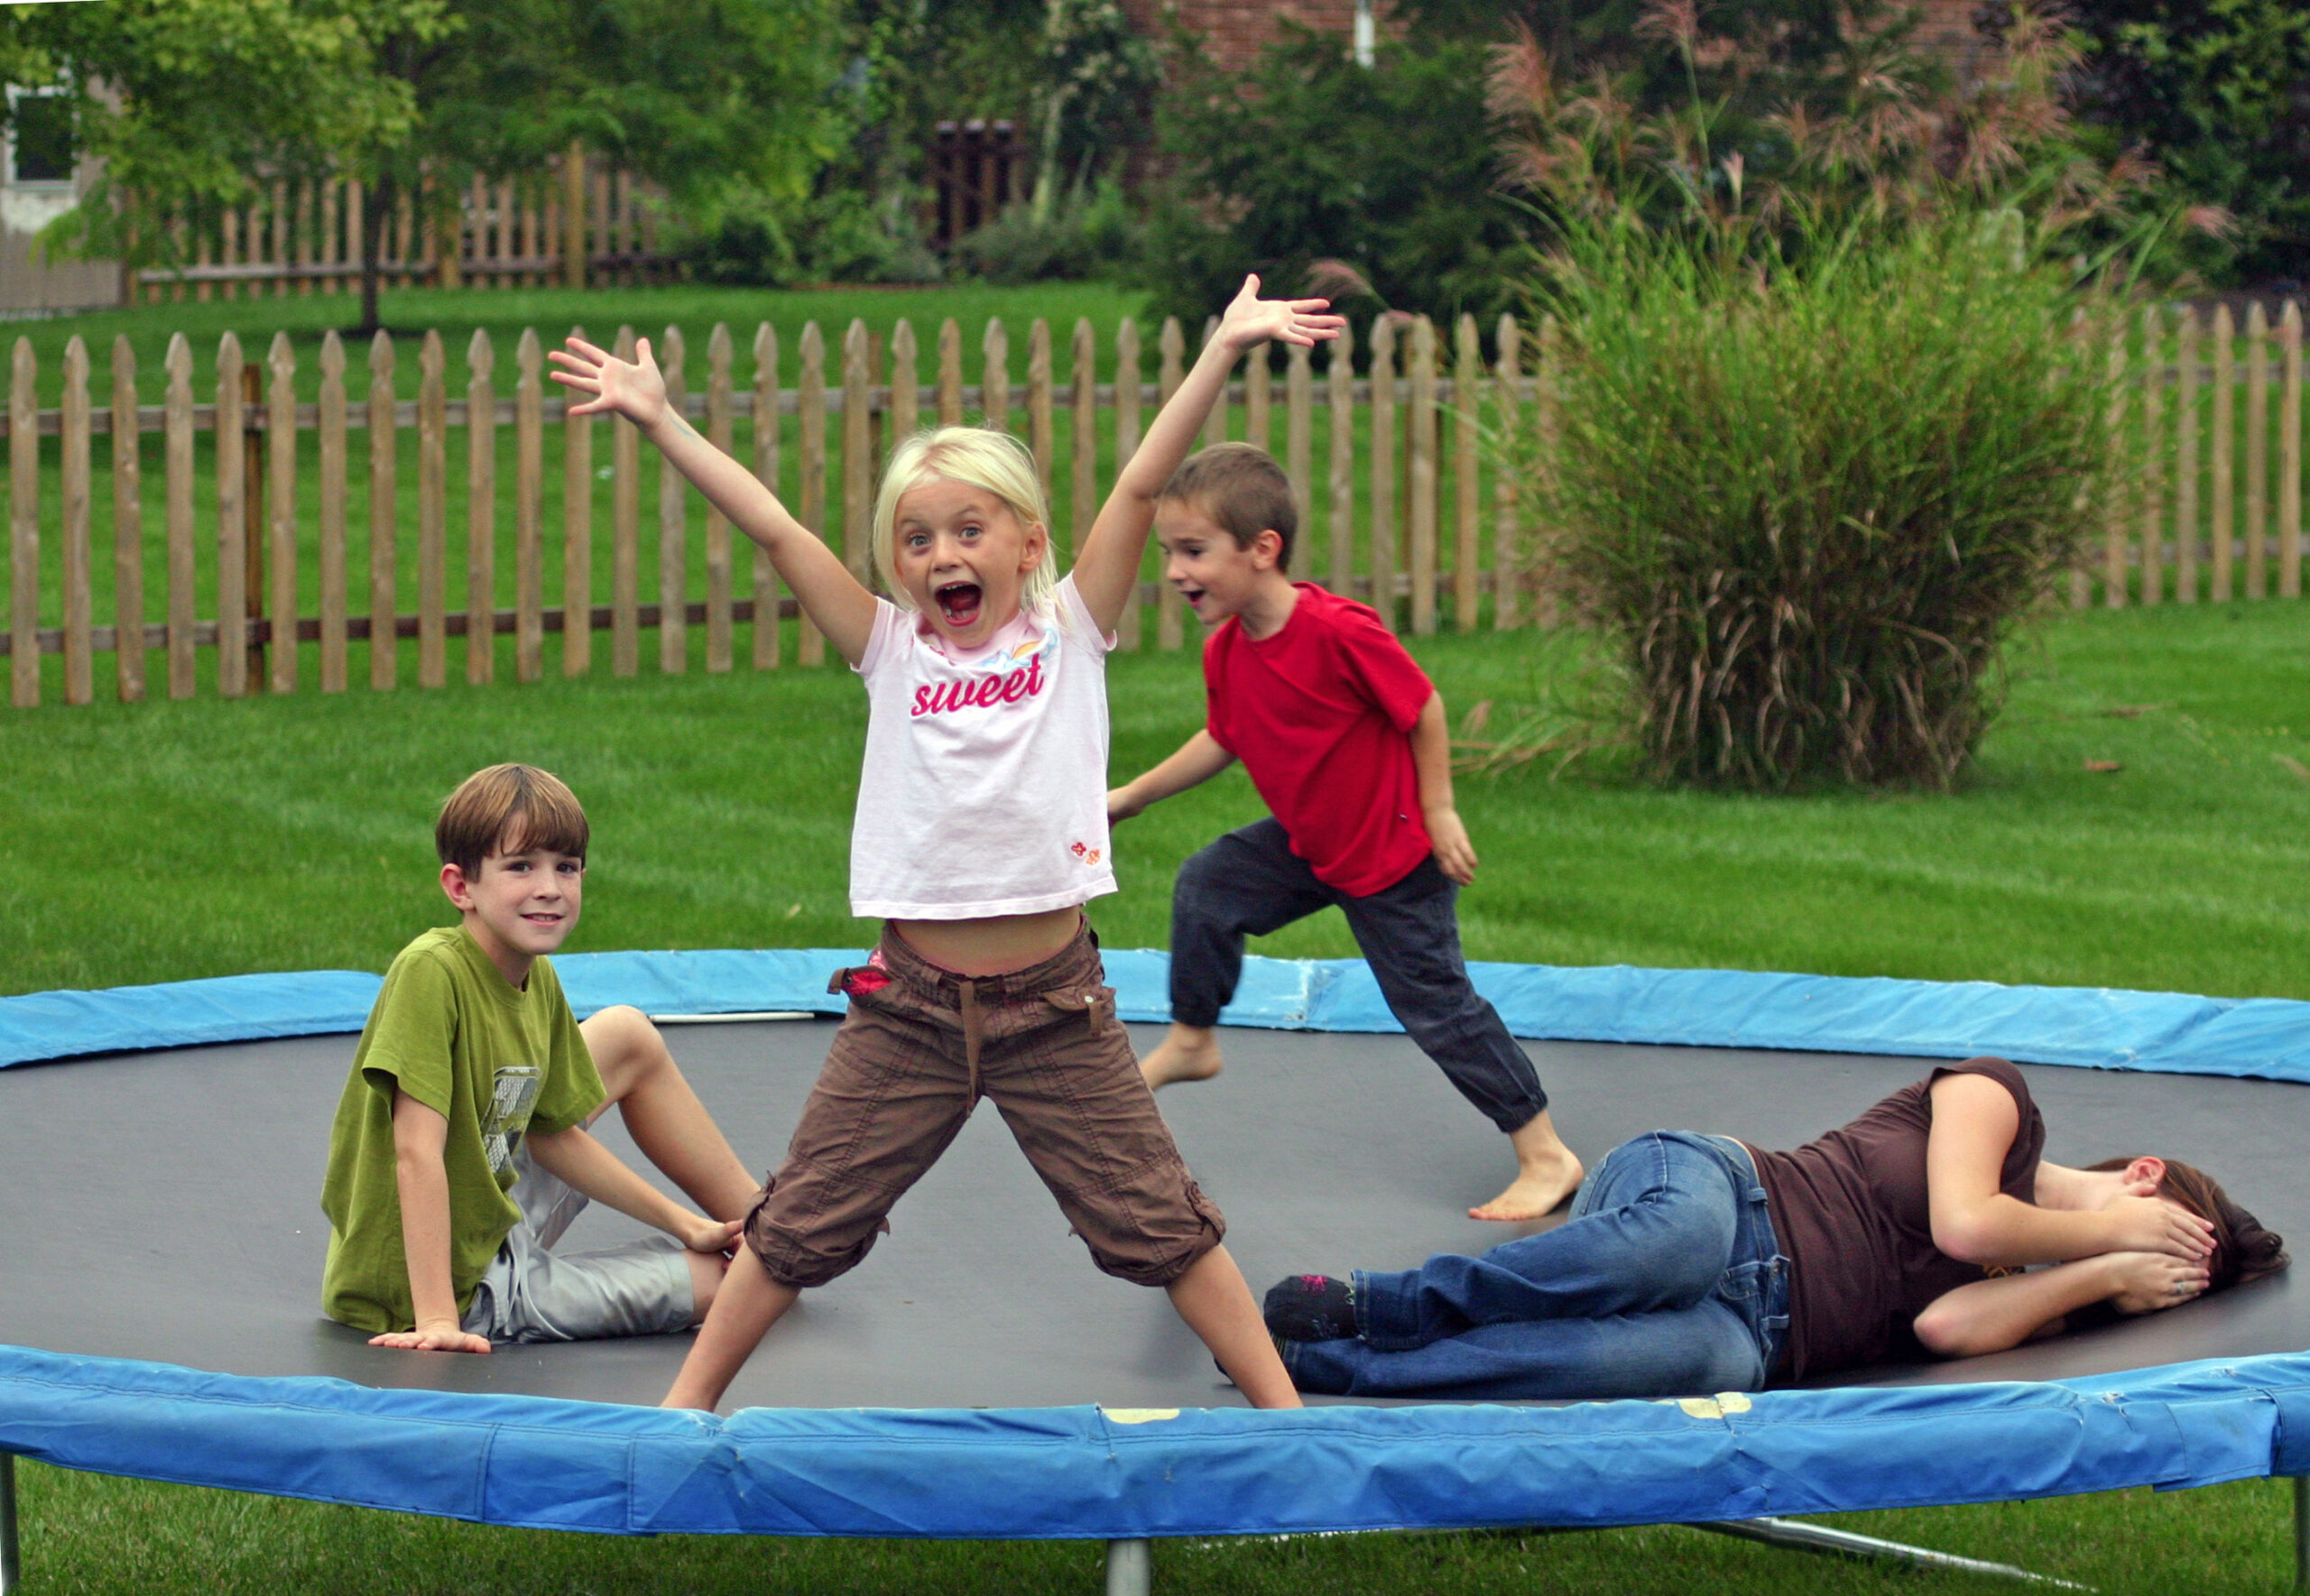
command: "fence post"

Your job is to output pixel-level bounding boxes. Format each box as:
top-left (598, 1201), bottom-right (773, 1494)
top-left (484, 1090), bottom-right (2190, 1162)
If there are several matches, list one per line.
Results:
top-left (1493, 314), bottom-right (1521, 630)
top-left (1327, 319), bottom-right (1354, 600)
top-left (1114, 317), bottom-right (1142, 651)
top-left (1285, 339), bottom-right (1312, 550)
top-left (797, 320), bottom-right (827, 666)
top-left (110, 337), bottom-right (144, 702)
top-left (983, 317), bottom-right (1011, 435)
top-left (164, 334), bottom-right (195, 698)
top-left (319, 331), bottom-right (347, 691)
top-left (1028, 318), bottom-right (1055, 525)
top-left (751, 322), bottom-right (781, 670)
top-left (7, 339), bottom-right (32, 708)
top-left (842, 319), bottom-right (873, 591)
top-left (938, 318), bottom-right (964, 427)
top-left (562, 324), bottom-right (595, 679)
top-left (267, 332), bottom-right (300, 694)
top-left (1454, 311), bottom-right (1481, 631)
top-left (214, 334), bottom-right (247, 697)
top-left (2176, 307), bottom-right (2199, 604)
top-left (60, 336), bottom-right (92, 705)
top-left (2247, 301), bottom-right (2268, 599)
top-left (658, 324), bottom-right (688, 674)
top-left (892, 318), bottom-right (920, 441)
top-left (2138, 305), bottom-right (2163, 606)
top-left (2213, 305), bottom-right (2235, 603)
top-left (563, 142), bottom-right (587, 289)
top-left (1246, 339), bottom-right (1271, 458)
top-left (705, 322), bottom-right (734, 674)
top-left (1369, 314), bottom-right (1398, 630)
top-left (610, 326), bottom-right (640, 676)
top-left (1070, 318), bottom-right (1095, 566)
top-left (467, 329), bottom-right (496, 685)
top-left (1199, 317), bottom-right (1224, 451)
top-left (1408, 315), bottom-right (1437, 635)
top-left (515, 328), bottom-right (545, 683)
top-left (368, 332), bottom-right (398, 691)
top-left (417, 329), bottom-right (447, 687)
top-left (2282, 300), bottom-right (2301, 600)
top-left (1156, 317), bottom-right (1184, 650)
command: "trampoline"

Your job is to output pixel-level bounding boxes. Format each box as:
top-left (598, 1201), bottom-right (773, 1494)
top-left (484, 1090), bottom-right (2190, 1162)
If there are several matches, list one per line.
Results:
top-left (2, 949), bottom-right (2307, 1591)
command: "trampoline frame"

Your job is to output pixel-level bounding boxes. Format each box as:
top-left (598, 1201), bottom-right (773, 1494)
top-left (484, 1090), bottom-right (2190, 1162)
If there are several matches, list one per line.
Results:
top-left (2, 949), bottom-right (2307, 1593)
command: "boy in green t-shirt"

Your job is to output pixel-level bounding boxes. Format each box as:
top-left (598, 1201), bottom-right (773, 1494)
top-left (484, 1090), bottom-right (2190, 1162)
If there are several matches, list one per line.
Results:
top-left (321, 763), bottom-right (762, 1351)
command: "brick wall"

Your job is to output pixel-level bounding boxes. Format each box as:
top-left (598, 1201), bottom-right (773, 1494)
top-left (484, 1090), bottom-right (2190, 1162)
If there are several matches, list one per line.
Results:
top-left (1119, 0), bottom-right (1393, 72)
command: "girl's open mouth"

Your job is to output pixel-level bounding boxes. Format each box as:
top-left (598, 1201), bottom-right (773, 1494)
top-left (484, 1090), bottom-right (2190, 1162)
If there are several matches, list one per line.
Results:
top-left (935, 582), bottom-right (984, 626)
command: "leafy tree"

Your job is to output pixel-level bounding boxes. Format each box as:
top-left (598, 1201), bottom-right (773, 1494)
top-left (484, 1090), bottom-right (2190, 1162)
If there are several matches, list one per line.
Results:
top-left (3, 0), bottom-right (845, 330)
top-left (2066, 0), bottom-right (2310, 281)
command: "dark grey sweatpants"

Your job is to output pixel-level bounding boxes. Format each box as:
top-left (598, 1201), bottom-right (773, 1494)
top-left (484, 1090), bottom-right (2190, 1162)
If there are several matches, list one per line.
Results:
top-left (1168, 818), bottom-right (1548, 1132)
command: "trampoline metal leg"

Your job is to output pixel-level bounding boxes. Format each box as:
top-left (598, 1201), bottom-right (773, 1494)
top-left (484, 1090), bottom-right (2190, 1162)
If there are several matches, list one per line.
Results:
top-left (0, 1452), bottom-right (18, 1596)
top-left (1104, 1536), bottom-right (1150, 1596)
top-left (2294, 1476), bottom-right (2306, 1593)
top-left (1695, 1517), bottom-right (2089, 1589)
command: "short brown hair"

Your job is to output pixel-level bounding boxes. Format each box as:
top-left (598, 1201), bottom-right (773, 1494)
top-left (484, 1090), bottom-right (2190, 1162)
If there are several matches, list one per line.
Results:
top-left (435, 764), bottom-right (588, 874)
top-left (1159, 442), bottom-right (1297, 569)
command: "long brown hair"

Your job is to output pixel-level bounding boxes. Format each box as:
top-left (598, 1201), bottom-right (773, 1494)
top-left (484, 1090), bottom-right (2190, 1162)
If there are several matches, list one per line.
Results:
top-left (2093, 1158), bottom-right (2290, 1293)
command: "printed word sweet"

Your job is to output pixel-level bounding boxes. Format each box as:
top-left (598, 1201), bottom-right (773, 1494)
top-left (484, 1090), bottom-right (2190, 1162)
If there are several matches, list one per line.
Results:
top-left (910, 656), bottom-right (1047, 717)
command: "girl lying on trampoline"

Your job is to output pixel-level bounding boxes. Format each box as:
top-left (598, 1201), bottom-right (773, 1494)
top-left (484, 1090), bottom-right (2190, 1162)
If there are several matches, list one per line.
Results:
top-left (1264, 1057), bottom-right (2288, 1399)
top-left (553, 278), bottom-right (1343, 1412)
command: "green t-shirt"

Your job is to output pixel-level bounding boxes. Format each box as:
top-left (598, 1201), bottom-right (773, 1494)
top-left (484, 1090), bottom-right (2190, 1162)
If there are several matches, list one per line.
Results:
top-left (319, 925), bottom-right (604, 1333)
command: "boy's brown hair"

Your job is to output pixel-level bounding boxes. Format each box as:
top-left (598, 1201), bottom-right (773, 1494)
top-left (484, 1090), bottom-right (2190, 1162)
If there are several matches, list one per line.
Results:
top-left (1159, 442), bottom-right (1297, 570)
top-left (435, 763), bottom-right (589, 874)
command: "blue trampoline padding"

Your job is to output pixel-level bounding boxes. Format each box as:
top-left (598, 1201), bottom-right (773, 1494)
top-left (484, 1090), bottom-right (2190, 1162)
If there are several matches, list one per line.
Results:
top-left (0, 1342), bottom-right (2305, 1536)
top-left (2, 948), bottom-right (2305, 1083)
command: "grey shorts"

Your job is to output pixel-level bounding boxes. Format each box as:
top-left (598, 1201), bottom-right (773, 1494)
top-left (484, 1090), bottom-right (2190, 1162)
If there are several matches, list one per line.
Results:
top-left (459, 1139), bottom-right (697, 1344)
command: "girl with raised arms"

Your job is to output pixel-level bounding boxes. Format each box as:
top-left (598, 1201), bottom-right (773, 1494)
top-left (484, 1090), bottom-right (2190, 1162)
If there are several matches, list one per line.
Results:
top-left (552, 280), bottom-right (1344, 1410)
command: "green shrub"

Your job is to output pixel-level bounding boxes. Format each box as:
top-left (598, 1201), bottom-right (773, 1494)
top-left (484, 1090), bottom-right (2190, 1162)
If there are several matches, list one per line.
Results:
top-left (951, 180), bottom-right (1142, 284)
top-left (680, 188), bottom-right (942, 287)
top-left (1135, 29), bottom-right (1526, 330)
top-left (1535, 220), bottom-right (2116, 790)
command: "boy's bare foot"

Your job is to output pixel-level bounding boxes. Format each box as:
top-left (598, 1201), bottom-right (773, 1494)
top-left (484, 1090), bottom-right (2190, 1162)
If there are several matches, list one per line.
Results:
top-left (1470, 1111), bottom-right (1585, 1222)
top-left (1141, 1022), bottom-right (1224, 1090)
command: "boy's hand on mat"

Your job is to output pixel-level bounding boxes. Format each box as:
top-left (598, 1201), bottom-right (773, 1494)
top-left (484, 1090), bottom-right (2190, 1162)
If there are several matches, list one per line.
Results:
top-left (1213, 274), bottom-right (1348, 353)
top-left (2104, 1251), bottom-right (2211, 1316)
top-left (550, 336), bottom-right (668, 429)
top-left (2103, 1195), bottom-right (2217, 1259)
top-left (1426, 807), bottom-right (1478, 886)
top-left (369, 1320), bottom-right (492, 1354)
top-left (683, 1215), bottom-right (745, 1254)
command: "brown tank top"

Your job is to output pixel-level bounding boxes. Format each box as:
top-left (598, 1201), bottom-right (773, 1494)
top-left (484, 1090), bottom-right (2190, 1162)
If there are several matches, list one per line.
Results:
top-left (1750, 1056), bottom-right (2044, 1381)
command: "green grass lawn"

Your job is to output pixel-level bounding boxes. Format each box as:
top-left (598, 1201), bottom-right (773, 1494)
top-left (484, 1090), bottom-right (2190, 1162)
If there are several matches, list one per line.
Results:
top-left (3, 597), bottom-right (2307, 1591)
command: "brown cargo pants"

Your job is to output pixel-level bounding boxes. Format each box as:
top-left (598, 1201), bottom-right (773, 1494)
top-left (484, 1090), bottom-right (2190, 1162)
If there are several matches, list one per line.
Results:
top-left (744, 921), bottom-right (1225, 1290)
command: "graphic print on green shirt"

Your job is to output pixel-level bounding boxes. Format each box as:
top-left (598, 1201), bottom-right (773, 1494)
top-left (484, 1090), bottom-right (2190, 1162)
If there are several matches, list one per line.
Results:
top-left (318, 925), bottom-right (603, 1333)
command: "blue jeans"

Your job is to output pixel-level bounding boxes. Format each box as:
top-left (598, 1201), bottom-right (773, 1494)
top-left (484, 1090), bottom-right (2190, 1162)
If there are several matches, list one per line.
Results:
top-left (1282, 1131), bottom-right (1789, 1400)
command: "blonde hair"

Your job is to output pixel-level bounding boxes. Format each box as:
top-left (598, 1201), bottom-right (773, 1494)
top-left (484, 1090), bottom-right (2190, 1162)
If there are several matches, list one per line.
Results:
top-left (872, 427), bottom-right (1056, 616)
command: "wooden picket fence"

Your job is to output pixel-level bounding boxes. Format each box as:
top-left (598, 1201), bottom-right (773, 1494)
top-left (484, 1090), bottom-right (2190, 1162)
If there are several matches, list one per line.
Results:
top-left (1, 303), bottom-right (2304, 710)
top-left (128, 147), bottom-right (677, 303)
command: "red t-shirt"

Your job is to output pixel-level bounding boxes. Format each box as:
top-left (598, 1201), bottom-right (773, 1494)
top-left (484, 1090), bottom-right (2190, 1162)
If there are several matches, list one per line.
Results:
top-left (1203, 583), bottom-right (1436, 897)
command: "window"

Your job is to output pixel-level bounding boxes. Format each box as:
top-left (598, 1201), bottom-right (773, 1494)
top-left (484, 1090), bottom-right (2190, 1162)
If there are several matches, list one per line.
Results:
top-left (8, 89), bottom-right (73, 188)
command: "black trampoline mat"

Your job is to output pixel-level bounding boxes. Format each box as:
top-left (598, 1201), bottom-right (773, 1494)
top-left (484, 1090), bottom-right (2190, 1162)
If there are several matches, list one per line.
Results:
top-left (1, 1019), bottom-right (2300, 1411)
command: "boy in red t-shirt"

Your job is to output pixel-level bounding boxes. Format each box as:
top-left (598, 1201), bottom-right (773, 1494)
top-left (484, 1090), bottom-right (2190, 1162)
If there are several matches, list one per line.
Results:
top-left (1108, 444), bottom-right (1583, 1221)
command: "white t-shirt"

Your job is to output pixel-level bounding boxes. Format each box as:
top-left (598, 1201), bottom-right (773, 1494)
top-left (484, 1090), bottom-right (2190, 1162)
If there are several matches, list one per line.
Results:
top-left (849, 575), bottom-right (1118, 919)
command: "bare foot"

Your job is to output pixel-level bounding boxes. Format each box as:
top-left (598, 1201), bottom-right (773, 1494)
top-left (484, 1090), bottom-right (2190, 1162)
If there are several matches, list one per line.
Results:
top-left (1141, 1022), bottom-right (1224, 1090)
top-left (1470, 1110), bottom-right (1585, 1221)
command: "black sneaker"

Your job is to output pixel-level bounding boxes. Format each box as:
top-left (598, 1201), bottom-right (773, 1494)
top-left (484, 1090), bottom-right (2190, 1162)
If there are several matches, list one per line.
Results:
top-left (1262, 1274), bottom-right (1356, 1342)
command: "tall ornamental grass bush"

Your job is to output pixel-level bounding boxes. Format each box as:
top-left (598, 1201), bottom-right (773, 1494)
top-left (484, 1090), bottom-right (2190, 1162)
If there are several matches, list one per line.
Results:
top-left (1538, 222), bottom-right (2116, 790)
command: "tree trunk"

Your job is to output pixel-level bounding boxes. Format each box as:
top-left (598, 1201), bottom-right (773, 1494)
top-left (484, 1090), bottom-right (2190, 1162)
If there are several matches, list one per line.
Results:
top-left (357, 171), bottom-right (393, 337)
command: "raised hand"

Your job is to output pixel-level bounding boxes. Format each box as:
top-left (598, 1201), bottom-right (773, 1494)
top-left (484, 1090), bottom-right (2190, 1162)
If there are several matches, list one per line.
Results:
top-left (2104, 1250), bottom-right (2212, 1316)
top-left (549, 336), bottom-right (669, 429)
top-left (1213, 274), bottom-right (1349, 354)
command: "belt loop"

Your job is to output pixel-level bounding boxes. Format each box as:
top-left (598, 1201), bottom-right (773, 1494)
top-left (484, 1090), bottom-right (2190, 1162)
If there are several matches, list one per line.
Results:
top-left (958, 978), bottom-right (983, 1098)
